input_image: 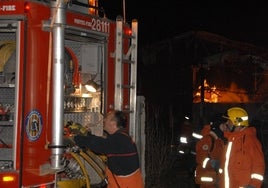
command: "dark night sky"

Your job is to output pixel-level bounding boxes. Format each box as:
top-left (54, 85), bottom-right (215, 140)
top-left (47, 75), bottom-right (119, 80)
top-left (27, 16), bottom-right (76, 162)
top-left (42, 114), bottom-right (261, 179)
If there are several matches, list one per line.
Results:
top-left (100, 0), bottom-right (268, 47)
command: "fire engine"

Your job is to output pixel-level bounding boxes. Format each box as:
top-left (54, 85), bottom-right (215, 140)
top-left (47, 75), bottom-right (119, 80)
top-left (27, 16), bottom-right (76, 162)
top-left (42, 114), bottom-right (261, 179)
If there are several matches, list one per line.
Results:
top-left (0, 0), bottom-right (140, 187)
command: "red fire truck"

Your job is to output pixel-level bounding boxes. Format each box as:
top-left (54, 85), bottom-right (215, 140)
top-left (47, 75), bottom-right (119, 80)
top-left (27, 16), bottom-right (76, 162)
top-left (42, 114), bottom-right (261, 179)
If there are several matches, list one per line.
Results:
top-left (0, 0), bottom-right (139, 187)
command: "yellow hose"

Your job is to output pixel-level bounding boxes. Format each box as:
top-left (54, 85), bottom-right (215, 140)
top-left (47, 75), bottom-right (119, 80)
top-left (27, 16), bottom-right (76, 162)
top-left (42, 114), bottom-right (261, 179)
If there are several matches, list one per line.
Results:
top-left (85, 149), bottom-right (107, 171)
top-left (79, 150), bottom-right (107, 183)
top-left (0, 41), bottom-right (16, 72)
top-left (70, 152), bottom-right (91, 188)
top-left (59, 150), bottom-right (107, 188)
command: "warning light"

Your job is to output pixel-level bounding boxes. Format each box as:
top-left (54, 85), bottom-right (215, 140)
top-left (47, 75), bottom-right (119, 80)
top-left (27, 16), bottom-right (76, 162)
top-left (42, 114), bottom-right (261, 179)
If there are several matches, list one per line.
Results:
top-left (125, 28), bottom-right (132, 36)
top-left (3, 175), bottom-right (15, 182)
top-left (24, 2), bottom-right (30, 12)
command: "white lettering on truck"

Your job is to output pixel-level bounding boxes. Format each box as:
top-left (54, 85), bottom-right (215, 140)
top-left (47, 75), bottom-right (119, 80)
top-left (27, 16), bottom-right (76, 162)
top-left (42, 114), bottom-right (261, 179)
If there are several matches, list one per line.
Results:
top-left (74, 18), bottom-right (110, 33)
top-left (0, 5), bottom-right (16, 11)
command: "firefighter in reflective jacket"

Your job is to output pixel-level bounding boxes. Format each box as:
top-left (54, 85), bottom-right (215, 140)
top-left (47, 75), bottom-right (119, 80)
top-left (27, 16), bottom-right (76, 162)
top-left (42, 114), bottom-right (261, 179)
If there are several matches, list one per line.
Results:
top-left (219, 107), bottom-right (265, 188)
top-left (195, 114), bottom-right (228, 188)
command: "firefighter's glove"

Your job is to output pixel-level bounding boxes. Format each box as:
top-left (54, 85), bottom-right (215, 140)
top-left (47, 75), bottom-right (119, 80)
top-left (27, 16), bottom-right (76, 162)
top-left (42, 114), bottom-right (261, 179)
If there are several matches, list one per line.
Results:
top-left (210, 159), bottom-right (220, 171)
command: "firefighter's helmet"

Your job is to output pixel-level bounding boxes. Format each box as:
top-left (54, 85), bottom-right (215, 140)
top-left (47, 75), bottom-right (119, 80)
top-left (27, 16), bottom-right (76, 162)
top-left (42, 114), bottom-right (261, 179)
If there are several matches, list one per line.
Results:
top-left (224, 107), bottom-right (249, 127)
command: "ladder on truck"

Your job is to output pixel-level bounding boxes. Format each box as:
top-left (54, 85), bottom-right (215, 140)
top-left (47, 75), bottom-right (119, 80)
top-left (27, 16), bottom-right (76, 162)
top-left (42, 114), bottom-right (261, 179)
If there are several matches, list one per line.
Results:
top-left (113, 16), bottom-right (138, 140)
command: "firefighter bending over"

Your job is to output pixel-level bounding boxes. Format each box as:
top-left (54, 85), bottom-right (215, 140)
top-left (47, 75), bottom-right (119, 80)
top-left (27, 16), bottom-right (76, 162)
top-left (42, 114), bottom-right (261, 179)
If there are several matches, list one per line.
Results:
top-left (74, 110), bottom-right (144, 188)
top-left (218, 107), bottom-right (265, 188)
top-left (195, 114), bottom-right (228, 188)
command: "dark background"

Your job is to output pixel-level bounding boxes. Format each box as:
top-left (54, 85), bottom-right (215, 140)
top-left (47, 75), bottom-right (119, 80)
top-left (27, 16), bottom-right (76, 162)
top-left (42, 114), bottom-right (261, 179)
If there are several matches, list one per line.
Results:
top-left (99, 0), bottom-right (268, 47)
top-left (98, 1), bottom-right (268, 187)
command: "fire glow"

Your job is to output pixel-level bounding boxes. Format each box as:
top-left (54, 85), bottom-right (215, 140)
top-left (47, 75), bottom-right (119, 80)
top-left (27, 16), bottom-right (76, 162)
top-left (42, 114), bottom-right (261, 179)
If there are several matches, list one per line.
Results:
top-left (193, 80), bottom-right (249, 103)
